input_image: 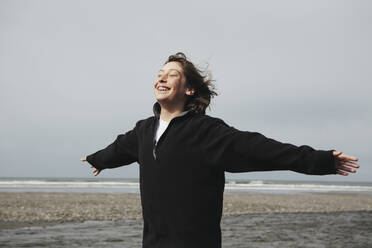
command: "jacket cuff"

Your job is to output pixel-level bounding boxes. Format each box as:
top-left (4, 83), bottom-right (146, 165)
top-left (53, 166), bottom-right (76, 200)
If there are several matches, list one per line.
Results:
top-left (316, 149), bottom-right (337, 175)
top-left (86, 153), bottom-right (105, 171)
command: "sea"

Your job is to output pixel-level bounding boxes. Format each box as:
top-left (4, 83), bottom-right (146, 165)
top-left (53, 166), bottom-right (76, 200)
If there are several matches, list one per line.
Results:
top-left (1, 177), bottom-right (372, 247)
top-left (0, 177), bottom-right (371, 195)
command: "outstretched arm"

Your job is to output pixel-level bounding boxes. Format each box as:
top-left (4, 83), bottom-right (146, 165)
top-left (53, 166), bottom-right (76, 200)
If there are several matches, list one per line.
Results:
top-left (201, 116), bottom-right (360, 176)
top-left (80, 123), bottom-right (139, 176)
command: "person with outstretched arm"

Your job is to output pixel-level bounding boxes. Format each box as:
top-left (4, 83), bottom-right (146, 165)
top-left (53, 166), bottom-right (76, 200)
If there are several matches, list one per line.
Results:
top-left (81, 52), bottom-right (359, 248)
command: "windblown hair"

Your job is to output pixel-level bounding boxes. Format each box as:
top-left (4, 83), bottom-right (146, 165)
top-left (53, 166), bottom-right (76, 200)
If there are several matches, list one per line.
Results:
top-left (165, 52), bottom-right (218, 114)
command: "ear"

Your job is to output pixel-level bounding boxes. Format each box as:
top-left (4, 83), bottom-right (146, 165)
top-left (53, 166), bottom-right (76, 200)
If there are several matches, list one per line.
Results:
top-left (185, 88), bottom-right (195, 96)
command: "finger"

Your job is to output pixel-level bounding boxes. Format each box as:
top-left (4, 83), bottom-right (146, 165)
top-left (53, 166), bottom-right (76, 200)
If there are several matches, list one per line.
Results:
top-left (93, 168), bottom-right (100, 175)
top-left (333, 151), bottom-right (343, 156)
top-left (336, 170), bottom-right (348, 176)
top-left (342, 161), bottom-right (360, 168)
top-left (336, 164), bottom-right (357, 173)
top-left (80, 157), bottom-right (86, 162)
top-left (338, 154), bottom-right (358, 161)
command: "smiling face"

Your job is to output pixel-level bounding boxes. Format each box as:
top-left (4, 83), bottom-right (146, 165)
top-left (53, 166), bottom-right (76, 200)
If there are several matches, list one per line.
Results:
top-left (154, 61), bottom-right (194, 109)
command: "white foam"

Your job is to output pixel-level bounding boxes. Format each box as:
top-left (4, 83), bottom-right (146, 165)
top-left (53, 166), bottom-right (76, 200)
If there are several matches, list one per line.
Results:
top-left (0, 180), bottom-right (371, 194)
top-left (225, 182), bottom-right (372, 193)
top-left (0, 180), bottom-right (139, 188)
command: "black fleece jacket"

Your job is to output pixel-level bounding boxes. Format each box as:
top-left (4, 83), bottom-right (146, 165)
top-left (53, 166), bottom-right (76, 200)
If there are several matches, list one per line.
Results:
top-left (86, 102), bottom-right (336, 248)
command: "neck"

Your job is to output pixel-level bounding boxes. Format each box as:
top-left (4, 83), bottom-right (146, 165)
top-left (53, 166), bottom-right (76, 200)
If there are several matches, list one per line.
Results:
top-left (158, 102), bottom-right (185, 122)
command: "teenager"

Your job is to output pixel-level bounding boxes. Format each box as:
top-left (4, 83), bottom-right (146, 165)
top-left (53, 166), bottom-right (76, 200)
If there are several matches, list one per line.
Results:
top-left (81, 52), bottom-right (359, 248)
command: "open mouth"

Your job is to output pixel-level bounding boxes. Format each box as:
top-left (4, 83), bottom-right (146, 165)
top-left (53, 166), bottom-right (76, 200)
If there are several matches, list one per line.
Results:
top-left (157, 86), bottom-right (170, 92)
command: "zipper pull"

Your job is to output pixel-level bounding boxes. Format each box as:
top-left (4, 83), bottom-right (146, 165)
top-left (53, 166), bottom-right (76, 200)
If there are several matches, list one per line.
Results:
top-left (153, 140), bottom-right (157, 160)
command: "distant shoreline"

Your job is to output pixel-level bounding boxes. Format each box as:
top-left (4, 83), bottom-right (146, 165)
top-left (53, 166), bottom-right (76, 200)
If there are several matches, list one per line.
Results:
top-left (1, 192), bottom-right (372, 230)
top-left (1, 178), bottom-right (371, 195)
top-left (1, 176), bottom-right (371, 184)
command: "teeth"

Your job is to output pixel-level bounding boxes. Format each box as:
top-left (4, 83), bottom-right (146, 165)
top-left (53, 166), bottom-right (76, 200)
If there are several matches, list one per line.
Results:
top-left (158, 86), bottom-right (169, 91)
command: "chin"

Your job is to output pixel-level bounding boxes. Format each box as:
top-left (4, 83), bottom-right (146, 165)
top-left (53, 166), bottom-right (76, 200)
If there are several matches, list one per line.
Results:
top-left (155, 93), bottom-right (171, 102)
top-left (156, 98), bottom-right (169, 104)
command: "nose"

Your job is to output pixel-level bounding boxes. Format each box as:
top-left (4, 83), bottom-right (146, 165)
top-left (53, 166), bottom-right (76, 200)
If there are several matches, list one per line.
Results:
top-left (159, 74), bottom-right (167, 83)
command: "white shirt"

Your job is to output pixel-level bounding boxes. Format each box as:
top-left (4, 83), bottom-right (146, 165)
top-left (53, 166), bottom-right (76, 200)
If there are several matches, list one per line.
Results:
top-left (155, 110), bottom-right (189, 143)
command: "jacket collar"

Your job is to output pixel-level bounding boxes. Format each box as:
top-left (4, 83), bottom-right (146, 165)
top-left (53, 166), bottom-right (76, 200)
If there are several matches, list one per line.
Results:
top-left (153, 102), bottom-right (161, 118)
top-left (152, 102), bottom-right (195, 119)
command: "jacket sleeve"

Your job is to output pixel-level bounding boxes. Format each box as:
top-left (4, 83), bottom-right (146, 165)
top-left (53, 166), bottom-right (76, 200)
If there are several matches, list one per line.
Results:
top-left (202, 117), bottom-right (336, 175)
top-left (85, 124), bottom-right (139, 171)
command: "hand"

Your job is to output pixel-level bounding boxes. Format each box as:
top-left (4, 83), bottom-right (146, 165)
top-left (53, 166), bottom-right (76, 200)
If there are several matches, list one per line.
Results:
top-left (332, 151), bottom-right (359, 176)
top-left (80, 156), bottom-right (101, 176)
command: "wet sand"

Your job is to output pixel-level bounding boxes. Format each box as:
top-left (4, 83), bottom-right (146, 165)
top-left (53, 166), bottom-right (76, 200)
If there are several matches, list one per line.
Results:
top-left (1, 192), bottom-right (372, 247)
top-left (1, 211), bottom-right (371, 248)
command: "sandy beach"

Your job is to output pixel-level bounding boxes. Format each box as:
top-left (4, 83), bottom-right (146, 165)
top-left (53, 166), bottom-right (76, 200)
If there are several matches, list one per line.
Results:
top-left (1, 192), bottom-right (372, 247)
top-left (1, 192), bottom-right (372, 228)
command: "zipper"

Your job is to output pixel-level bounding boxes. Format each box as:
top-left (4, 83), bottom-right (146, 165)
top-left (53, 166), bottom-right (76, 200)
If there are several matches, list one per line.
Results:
top-left (153, 122), bottom-right (170, 161)
top-left (152, 112), bottom-right (191, 160)
top-left (152, 118), bottom-right (160, 160)
top-left (153, 140), bottom-right (157, 160)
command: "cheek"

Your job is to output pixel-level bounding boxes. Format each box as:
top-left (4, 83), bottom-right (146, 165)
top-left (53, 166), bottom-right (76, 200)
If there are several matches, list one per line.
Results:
top-left (174, 79), bottom-right (184, 89)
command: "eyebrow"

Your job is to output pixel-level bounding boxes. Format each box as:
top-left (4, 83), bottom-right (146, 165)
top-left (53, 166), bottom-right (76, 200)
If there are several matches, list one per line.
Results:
top-left (158, 69), bottom-right (182, 74)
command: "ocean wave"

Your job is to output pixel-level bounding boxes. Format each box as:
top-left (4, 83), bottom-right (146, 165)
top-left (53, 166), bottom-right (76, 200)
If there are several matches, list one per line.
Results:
top-left (0, 179), bottom-right (371, 193)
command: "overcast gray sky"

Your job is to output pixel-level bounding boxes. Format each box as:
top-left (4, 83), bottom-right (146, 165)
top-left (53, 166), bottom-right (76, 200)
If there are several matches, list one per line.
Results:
top-left (1, 0), bottom-right (371, 181)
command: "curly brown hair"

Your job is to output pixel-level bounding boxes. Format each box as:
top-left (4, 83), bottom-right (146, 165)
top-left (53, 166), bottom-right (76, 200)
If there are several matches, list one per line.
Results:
top-left (165, 52), bottom-right (218, 114)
